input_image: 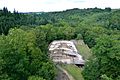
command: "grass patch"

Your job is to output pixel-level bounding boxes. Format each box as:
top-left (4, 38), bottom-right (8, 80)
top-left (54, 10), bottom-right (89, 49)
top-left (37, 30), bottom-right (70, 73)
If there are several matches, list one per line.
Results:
top-left (75, 40), bottom-right (92, 60)
top-left (62, 64), bottom-right (84, 80)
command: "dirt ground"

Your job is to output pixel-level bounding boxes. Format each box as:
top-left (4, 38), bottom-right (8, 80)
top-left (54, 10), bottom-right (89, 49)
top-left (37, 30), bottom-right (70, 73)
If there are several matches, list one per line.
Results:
top-left (55, 69), bottom-right (70, 80)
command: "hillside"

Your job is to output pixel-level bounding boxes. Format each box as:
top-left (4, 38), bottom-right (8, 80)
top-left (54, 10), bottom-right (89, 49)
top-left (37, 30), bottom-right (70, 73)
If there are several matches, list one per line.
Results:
top-left (0, 7), bottom-right (120, 80)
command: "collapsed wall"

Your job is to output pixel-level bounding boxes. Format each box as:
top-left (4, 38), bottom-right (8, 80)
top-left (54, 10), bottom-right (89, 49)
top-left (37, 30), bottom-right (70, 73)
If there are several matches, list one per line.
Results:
top-left (49, 40), bottom-right (85, 65)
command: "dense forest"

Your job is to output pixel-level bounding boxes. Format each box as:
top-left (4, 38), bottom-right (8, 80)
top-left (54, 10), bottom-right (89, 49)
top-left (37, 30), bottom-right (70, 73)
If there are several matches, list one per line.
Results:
top-left (0, 7), bottom-right (120, 80)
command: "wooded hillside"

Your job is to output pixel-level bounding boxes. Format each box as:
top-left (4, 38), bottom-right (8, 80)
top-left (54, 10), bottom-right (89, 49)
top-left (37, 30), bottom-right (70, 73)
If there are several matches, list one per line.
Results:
top-left (0, 7), bottom-right (120, 80)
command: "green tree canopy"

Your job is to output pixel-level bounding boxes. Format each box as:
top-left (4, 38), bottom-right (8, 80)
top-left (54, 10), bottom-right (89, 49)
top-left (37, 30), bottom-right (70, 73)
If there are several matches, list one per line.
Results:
top-left (82, 35), bottom-right (120, 80)
top-left (0, 28), bottom-right (56, 80)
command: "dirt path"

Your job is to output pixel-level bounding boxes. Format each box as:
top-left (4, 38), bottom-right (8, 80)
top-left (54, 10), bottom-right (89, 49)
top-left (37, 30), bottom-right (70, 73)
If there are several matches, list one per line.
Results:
top-left (55, 65), bottom-right (75, 80)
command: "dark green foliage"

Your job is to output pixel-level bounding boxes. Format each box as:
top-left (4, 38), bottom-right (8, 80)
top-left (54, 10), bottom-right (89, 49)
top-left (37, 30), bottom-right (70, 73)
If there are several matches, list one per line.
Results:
top-left (1, 7), bottom-right (119, 35)
top-left (28, 76), bottom-right (45, 80)
top-left (0, 7), bottom-right (120, 80)
top-left (108, 10), bottom-right (120, 30)
top-left (82, 35), bottom-right (120, 80)
top-left (0, 28), bottom-right (56, 80)
top-left (0, 8), bottom-right (48, 35)
top-left (105, 7), bottom-right (111, 12)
